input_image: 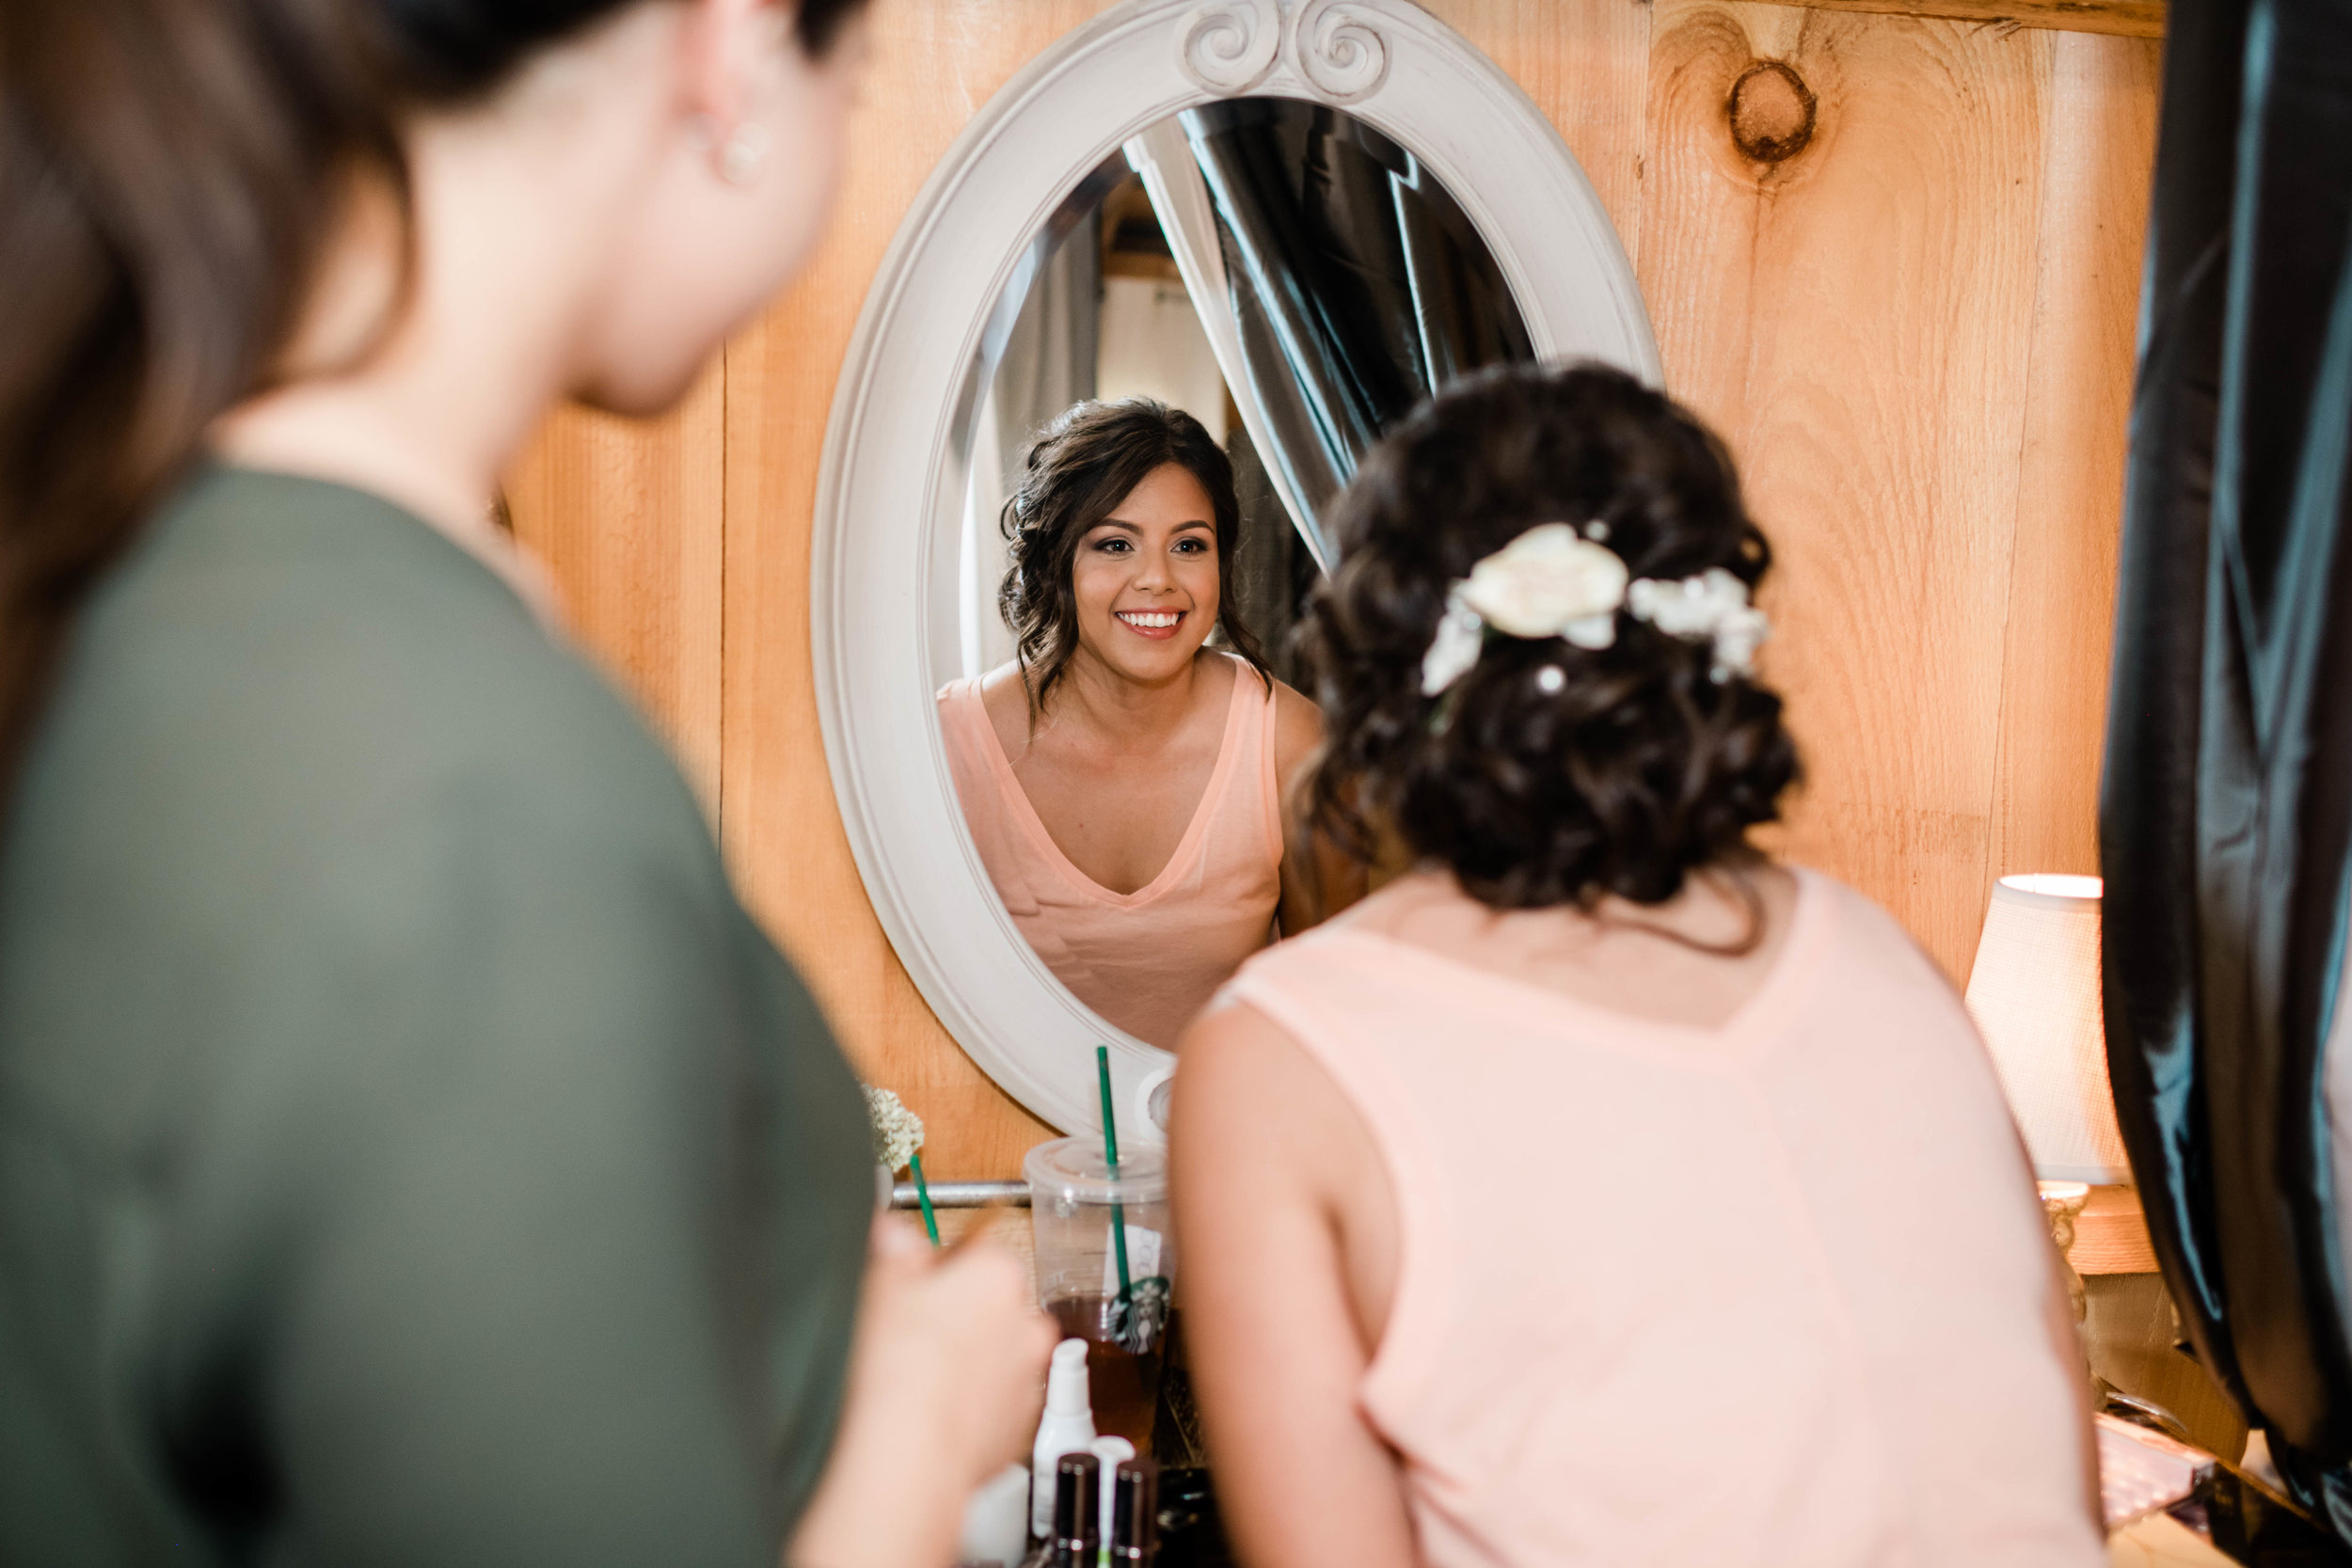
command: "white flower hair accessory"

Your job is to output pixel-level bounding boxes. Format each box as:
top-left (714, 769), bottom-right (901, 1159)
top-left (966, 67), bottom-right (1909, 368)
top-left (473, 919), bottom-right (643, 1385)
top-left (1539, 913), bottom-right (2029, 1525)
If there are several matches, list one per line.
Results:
top-left (1627, 568), bottom-right (1771, 681)
top-left (1419, 523), bottom-right (1770, 696)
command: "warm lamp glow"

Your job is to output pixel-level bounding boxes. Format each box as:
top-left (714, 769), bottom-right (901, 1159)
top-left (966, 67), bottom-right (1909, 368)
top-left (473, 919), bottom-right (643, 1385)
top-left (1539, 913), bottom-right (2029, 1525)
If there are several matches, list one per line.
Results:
top-left (1963, 874), bottom-right (2131, 1184)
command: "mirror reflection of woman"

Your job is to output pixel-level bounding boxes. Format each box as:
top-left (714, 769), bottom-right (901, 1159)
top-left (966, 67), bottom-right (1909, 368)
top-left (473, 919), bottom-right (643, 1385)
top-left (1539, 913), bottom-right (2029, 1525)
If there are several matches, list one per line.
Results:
top-left (940, 400), bottom-right (1359, 1050)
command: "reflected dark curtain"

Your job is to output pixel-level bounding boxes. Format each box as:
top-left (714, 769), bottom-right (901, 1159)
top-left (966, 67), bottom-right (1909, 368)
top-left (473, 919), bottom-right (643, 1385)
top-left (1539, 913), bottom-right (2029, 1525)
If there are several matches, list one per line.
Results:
top-left (2101, 0), bottom-right (2352, 1539)
top-left (1223, 419), bottom-right (1319, 688)
top-left (1180, 100), bottom-right (1532, 556)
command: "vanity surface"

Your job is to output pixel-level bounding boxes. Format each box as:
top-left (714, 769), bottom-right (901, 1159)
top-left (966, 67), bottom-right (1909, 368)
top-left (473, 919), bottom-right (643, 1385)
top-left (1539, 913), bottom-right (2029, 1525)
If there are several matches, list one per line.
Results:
top-left (925, 1199), bottom-right (2344, 1565)
top-left (2077, 1185), bottom-right (2161, 1275)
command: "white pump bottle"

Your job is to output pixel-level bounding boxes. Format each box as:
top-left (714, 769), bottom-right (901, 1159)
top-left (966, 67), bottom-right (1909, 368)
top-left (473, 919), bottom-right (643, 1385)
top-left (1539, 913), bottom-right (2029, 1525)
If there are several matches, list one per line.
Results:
top-left (1029, 1338), bottom-right (1096, 1540)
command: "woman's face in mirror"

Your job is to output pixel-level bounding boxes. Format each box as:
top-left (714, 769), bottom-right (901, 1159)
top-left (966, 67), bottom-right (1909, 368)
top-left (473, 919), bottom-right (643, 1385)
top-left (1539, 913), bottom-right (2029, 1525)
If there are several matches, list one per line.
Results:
top-left (1071, 462), bottom-right (1222, 687)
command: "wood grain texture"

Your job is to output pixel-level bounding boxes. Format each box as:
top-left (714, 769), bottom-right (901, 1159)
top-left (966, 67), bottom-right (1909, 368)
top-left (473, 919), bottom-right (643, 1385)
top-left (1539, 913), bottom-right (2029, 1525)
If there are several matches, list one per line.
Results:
top-left (1643, 2), bottom-right (2057, 977)
top-left (1989, 28), bottom-right (2161, 883)
top-left (1420, 0), bottom-right (1656, 263)
top-left (1758, 0), bottom-right (2165, 40)
top-left (2072, 1183), bottom-right (2160, 1275)
top-left (505, 357), bottom-right (725, 810)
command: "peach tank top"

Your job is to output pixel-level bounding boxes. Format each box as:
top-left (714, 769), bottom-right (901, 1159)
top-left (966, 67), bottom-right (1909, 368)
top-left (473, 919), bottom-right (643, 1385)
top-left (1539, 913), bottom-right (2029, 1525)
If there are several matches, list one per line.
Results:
top-left (1217, 869), bottom-right (2104, 1568)
top-left (938, 658), bottom-right (1282, 1049)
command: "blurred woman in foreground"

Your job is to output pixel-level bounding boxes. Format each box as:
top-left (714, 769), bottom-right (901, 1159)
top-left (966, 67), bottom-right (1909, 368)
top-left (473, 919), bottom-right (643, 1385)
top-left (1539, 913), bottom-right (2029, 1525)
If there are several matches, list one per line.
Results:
top-left (0, 2), bottom-right (1048, 1562)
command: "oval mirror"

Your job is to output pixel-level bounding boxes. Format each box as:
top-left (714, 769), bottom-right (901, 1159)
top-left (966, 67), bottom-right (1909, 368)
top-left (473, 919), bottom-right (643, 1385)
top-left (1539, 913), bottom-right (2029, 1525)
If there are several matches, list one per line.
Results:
top-left (814, 0), bottom-right (1660, 1141)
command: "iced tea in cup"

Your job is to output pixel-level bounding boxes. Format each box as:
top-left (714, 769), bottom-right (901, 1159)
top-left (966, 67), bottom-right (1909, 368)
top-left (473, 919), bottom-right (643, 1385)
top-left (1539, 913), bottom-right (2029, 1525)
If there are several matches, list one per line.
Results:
top-left (1024, 1136), bottom-right (1175, 1450)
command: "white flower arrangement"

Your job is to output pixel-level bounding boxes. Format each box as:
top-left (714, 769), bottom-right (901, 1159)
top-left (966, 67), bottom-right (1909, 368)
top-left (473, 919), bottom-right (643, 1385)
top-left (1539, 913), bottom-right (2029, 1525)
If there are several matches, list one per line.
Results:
top-left (1421, 522), bottom-right (1770, 695)
top-left (864, 1085), bottom-right (925, 1174)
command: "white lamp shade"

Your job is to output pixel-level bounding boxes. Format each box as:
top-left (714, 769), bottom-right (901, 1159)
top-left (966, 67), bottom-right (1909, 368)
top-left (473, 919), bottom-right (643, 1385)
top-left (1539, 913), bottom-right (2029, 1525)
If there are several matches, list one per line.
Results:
top-left (1963, 874), bottom-right (2132, 1185)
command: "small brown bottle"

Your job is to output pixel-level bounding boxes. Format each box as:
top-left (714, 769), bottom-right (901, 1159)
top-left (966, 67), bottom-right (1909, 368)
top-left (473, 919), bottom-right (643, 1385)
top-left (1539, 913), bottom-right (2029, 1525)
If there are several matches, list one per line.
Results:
top-left (1109, 1458), bottom-right (1159, 1566)
top-left (1050, 1451), bottom-right (1103, 1568)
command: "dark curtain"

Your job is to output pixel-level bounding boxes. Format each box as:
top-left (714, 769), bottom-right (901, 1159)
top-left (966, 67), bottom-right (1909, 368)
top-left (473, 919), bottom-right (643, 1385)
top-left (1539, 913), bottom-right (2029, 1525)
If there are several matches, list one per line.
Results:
top-left (1179, 99), bottom-right (1532, 558)
top-left (2101, 0), bottom-right (2352, 1539)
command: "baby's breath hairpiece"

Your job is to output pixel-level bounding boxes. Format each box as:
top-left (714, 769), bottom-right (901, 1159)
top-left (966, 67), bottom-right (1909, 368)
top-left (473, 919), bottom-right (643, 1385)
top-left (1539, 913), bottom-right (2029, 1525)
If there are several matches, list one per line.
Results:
top-left (1419, 520), bottom-right (1770, 696)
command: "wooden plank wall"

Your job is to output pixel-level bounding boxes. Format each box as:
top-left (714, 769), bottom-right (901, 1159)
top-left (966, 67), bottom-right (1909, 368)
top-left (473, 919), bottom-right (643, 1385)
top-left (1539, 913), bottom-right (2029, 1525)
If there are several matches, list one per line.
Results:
top-left (504, 0), bottom-right (2163, 1176)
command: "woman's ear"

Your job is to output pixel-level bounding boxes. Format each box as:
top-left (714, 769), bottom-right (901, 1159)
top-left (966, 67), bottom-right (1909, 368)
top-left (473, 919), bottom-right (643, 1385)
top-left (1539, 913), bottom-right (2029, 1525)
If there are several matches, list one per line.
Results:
top-left (673, 0), bottom-right (788, 166)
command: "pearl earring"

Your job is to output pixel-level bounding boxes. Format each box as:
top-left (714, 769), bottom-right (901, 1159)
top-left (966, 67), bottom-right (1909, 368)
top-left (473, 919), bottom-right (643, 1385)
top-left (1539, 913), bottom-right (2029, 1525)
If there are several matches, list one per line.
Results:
top-left (721, 120), bottom-right (771, 186)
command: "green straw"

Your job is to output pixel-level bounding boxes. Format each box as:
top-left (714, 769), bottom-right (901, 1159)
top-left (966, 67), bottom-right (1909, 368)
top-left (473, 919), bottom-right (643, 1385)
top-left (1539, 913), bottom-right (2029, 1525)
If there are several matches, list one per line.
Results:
top-left (1096, 1045), bottom-right (1133, 1304)
top-left (909, 1152), bottom-right (941, 1247)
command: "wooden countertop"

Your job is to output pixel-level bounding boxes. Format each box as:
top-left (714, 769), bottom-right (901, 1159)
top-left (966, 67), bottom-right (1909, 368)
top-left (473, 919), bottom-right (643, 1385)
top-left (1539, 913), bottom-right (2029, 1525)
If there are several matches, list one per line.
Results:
top-left (913, 1183), bottom-right (2162, 1276)
top-left (2073, 1185), bottom-right (2160, 1275)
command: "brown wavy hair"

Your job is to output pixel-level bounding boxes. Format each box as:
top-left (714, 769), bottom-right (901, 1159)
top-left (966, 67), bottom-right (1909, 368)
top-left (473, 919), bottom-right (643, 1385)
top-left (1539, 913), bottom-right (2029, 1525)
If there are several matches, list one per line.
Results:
top-left (998, 398), bottom-right (1271, 719)
top-left (1305, 361), bottom-right (1800, 912)
top-left (0, 0), bottom-right (866, 793)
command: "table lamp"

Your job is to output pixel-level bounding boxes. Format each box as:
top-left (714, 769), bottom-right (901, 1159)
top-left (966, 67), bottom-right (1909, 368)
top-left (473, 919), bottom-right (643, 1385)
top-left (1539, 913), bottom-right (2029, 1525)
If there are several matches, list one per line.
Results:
top-left (1963, 874), bottom-right (2132, 1323)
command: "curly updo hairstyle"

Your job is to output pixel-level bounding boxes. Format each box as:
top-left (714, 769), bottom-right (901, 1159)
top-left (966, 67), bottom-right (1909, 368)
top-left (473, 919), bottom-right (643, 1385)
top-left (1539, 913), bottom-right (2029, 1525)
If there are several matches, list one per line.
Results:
top-left (1306, 361), bottom-right (1799, 912)
top-left (1000, 398), bottom-right (1271, 717)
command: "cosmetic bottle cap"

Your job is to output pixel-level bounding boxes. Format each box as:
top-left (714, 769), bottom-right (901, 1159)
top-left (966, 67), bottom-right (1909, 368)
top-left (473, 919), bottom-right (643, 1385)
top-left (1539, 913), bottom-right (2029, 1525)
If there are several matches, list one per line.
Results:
top-left (1089, 1437), bottom-right (1135, 1546)
top-left (1045, 1338), bottom-right (1091, 1416)
top-left (1110, 1458), bottom-right (1159, 1564)
top-left (1052, 1452), bottom-right (1103, 1558)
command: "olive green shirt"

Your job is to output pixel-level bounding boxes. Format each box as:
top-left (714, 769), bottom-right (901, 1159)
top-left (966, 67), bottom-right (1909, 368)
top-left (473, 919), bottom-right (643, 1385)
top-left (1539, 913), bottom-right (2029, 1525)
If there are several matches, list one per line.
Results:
top-left (0, 469), bottom-right (871, 1565)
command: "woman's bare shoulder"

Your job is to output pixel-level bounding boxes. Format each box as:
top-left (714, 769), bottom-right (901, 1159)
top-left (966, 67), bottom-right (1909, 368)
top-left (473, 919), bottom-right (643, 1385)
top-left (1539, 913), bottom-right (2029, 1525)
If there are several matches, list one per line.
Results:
top-left (973, 661), bottom-right (1026, 701)
top-left (1264, 673), bottom-right (1324, 774)
top-left (1174, 990), bottom-right (1404, 1373)
top-left (1174, 997), bottom-right (1351, 1184)
top-left (1269, 674), bottom-right (1320, 724)
top-left (968, 663), bottom-right (1035, 759)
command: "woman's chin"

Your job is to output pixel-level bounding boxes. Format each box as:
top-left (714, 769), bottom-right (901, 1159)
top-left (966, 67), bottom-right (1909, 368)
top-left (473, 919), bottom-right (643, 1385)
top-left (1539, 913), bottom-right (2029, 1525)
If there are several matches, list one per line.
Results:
top-left (1087, 632), bottom-right (1211, 687)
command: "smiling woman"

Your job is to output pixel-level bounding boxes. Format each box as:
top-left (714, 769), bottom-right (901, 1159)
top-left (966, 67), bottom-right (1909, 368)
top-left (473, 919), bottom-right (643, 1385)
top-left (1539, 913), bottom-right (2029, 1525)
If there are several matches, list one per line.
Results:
top-left (936, 399), bottom-right (1354, 1049)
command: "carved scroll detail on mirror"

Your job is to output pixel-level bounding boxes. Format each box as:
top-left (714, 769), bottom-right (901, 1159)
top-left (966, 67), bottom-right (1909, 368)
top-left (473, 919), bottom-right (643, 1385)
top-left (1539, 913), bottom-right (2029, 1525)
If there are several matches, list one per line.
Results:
top-left (1174, 0), bottom-right (1389, 104)
top-left (1175, 2), bottom-right (1279, 94)
top-left (1292, 0), bottom-right (1390, 103)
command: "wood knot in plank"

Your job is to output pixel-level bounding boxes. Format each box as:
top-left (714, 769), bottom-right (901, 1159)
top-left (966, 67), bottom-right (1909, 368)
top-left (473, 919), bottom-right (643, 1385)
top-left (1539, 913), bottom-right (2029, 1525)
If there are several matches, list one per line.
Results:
top-left (1727, 60), bottom-right (1816, 165)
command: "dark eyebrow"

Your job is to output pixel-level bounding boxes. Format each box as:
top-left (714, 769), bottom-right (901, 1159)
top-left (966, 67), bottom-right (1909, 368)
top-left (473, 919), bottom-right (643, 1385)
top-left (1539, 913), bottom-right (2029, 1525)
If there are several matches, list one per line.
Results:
top-left (1092, 515), bottom-right (1215, 533)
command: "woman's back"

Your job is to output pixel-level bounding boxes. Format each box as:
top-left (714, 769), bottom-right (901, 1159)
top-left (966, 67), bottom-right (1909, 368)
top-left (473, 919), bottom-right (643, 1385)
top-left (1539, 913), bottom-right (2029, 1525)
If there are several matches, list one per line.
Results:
top-left (0, 470), bottom-right (871, 1560)
top-left (1214, 869), bottom-right (2101, 1567)
top-left (1170, 361), bottom-right (2101, 1568)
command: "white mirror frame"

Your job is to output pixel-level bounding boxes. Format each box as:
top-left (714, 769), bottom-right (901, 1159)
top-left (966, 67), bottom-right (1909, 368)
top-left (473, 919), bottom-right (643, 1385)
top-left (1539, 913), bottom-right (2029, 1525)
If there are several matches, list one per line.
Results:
top-left (812, 0), bottom-right (1661, 1143)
